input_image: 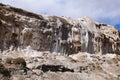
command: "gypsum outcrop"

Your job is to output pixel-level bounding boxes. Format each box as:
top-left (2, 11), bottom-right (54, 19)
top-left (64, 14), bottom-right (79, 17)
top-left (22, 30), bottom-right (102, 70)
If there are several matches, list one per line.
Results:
top-left (0, 3), bottom-right (120, 55)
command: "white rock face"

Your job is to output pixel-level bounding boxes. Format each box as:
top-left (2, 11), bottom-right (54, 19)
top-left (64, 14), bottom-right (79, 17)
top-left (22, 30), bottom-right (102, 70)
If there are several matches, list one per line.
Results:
top-left (0, 4), bottom-right (120, 55)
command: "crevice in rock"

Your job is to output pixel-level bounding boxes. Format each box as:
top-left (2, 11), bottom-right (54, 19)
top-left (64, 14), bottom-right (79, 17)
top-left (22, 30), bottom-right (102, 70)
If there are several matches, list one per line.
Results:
top-left (39, 64), bottom-right (74, 72)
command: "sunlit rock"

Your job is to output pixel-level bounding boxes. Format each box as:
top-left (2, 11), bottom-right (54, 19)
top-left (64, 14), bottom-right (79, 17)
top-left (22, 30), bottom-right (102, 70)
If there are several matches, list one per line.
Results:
top-left (0, 3), bottom-right (120, 55)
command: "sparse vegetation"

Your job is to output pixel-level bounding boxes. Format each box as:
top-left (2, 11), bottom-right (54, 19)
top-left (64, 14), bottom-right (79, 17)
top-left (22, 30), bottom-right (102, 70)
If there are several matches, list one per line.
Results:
top-left (5, 57), bottom-right (13, 64)
top-left (0, 63), bottom-right (10, 77)
top-left (95, 62), bottom-right (103, 72)
top-left (13, 57), bottom-right (26, 67)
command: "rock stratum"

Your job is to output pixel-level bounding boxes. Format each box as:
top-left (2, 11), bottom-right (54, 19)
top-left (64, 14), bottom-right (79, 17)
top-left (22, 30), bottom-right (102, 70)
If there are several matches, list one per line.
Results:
top-left (0, 3), bottom-right (120, 80)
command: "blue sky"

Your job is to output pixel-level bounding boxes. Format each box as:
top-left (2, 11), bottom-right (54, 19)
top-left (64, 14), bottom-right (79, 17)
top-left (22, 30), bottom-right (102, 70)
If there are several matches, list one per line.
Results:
top-left (115, 24), bottom-right (120, 31)
top-left (0, 0), bottom-right (120, 30)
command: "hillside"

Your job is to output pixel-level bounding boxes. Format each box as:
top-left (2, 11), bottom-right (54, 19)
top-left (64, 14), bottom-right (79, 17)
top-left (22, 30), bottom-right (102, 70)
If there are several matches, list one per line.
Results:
top-left (0, 3), bottom-right (120, 80)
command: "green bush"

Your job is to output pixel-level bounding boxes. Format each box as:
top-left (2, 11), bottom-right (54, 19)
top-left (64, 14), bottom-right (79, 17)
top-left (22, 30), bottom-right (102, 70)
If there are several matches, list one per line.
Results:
top-left (13, 57), bottom-right (26, 67)
top-left (0, 63), bottom-right (4, 68)
top-left (5, 57), bottom-right (13, 64)
top-left (0, 63), bottom-right (10, 77)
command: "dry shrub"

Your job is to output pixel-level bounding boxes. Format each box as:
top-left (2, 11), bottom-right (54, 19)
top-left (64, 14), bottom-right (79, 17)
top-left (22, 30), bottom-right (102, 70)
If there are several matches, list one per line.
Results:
top-left (13, 57), bottom-right (26, 67)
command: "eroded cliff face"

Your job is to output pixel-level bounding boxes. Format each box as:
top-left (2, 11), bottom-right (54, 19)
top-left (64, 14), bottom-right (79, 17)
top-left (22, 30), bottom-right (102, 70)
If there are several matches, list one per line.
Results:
top-left (0, 3), bottom-right (120, 55)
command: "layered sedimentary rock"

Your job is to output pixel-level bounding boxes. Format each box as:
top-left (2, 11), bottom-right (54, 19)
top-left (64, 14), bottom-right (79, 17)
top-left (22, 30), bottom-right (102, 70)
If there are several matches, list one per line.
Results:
top-left (0, 3), bottom-right (120, 55)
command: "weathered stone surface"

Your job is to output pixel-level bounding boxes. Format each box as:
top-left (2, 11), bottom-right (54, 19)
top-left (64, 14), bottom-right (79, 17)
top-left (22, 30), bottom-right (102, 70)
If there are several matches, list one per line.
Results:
top-left (0, 50), bottom-right (120, 80)
top-left (0, 3), bottom-right (120, 55)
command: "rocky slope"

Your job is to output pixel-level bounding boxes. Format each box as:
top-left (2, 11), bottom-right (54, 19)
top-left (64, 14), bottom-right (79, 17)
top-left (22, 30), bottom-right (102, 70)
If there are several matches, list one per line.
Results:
top-left (0, 3), bottom-right (120, 80)
top-left (0, 50), bottom-right (120, 80)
